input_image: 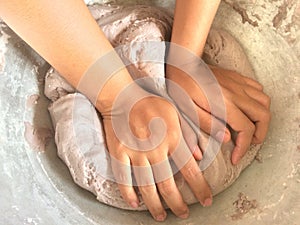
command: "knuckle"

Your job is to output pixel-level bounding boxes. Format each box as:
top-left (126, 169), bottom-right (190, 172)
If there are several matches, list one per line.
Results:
top-left (166, 131), bottom-right (181, 152)
top-left (113, 143), bottom-right (127, 156)
top-left (245, 122), bottom-right (256, 135)
top-left (253, 135), bottom-right (264, 144)
top-left (261, 109), bottom-right (271, 123)
top-left (120, 190), bottom-right (135, 202)
top-left (117, 185), bottom-right (136, 201)
top-left (264, 95), bottom-right (271, 107)
top-left (183, 164), bottom-right (200, 180)
top-left (227, 92), bottom-right (236, 103)
top-left (158, 181), bottom-right (176, 197)
top-left (181, 123), bottom-right (197, 143)
top-left (254, 129), bottom-right (268, 144)
top-left (257, 82), bottom-right (264, 90)
top-left (259, 93), bottom-right (271, 109)
top-left (251, 78), bottom-right (263, 90)
top-left (253, 130), bottom-right (265, 144)
top-left (168, 129), bottom-right (180, 141)
top-left (139, 185), bottom-right (156, 196)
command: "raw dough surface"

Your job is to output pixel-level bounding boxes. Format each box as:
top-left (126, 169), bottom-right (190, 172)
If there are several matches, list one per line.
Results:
top-left (45, 4), bottom-right (261, 210)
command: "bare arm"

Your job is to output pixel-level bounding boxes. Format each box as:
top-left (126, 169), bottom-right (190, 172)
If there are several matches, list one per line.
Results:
top-left (0, 1), bottom-right (214, 220)
top-left (167, 0), bottom-right (271, 165)
top-left (0, 0), bottom-right (133, 110)
top-left (171, 0), bottom-right (221, 56)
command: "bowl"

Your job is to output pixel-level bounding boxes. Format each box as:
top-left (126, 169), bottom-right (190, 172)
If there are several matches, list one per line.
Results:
top-left (0, 0), bottom-right (299, 224)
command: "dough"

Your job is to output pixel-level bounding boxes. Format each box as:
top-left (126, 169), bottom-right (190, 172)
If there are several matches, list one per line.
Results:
top-left (45, 4), bottom-right (261, 210)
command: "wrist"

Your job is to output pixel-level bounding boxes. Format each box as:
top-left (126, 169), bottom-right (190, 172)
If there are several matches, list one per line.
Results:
top-left (76, 49), bottom-right (136, 113)
top-left (171, 0), bottom-right (221, 57)
top-left (96, 73), bottom-right (154, 116)
top-left (95, 68), bottom-right (134, 113)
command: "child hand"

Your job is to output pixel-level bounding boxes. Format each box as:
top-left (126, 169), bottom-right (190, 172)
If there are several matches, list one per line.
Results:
top-left (166, 64), bottom-right (271, 165)
top-left (97, 83), bottom-right (212, 221)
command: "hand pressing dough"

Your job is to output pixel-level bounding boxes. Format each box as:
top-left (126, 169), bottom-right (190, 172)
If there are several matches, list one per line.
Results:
top-left (45, 4), bottom-right (261, 210)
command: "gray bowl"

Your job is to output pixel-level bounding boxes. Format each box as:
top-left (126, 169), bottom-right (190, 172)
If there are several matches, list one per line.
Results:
top-left (0, 0), bottom-right (299, 224)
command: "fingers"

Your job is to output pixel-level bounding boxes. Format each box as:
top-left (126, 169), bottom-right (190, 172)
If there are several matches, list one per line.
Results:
top-left (152, 159), bottom-right (189, 219)
top-left (136, 149), bottom-right (190, 220)
top-left (179, 156), bottom-right (212, 206)
top-left (167, 65), bottom-right (270, 168)
top-left (138, 185), bottom-right (167, 222)
top-left (180, 100), bottom-right (231, 144)
top-left (117, 184), bottom-right (140, 208)
top-left (215, 72), bottom-right (270, 150)
top-left (242, 76), bottom-right (264, 91)
top-left (111, 135), bottom-right (189, 221)
top-left (156, 178), bottom-right (189, 219)
top-left (211, 68), bottom-right (270, 160)
top-left (110, 151), bottom-right (140, 208)
top-left (171, 142), bottom-right (212, 206)
top-left (231, 127), bottom-right (254, 165)
top-left (179, 114), bottom-right (202, 160)
top-left (132, 158), bottom-right (167, 222)
top-left (212, 68), bottom-right (267, 112)
top-left (166, 71), bottom-right (231, 144)
top-left (212, 67), bottom-right (263, 91)
top-left (244, 86), bottom-right (271, 109)
top-left (226, 104), bottom-right (255, 164)
top-left (194, 105), bottom-right (231, 143)
top-left (232, 96), bottom-right (271, 144)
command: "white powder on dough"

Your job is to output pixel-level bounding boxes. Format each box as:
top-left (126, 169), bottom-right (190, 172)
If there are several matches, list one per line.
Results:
top-left (45, 4), bottom-right (262, 210)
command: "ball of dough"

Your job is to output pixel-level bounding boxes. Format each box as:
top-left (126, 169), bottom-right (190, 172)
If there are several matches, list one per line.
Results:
top-left (45, 4), bottom-right (261, 210)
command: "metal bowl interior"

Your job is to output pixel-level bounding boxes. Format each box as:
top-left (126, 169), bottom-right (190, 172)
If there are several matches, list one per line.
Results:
top-left (0, 0), bottom-right (299, 224)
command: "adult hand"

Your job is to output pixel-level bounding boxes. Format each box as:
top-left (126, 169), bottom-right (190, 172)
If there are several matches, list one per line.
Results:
top-left (166, 64), bottom-right (271, 165)
top-left (97, 83), bottom-right (212, 221)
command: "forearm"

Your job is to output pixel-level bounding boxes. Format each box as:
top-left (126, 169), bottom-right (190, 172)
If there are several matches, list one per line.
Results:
top-left (0, 0), bottom-right (133, 110)
top-left (171, 0), bottom-right (221, 56)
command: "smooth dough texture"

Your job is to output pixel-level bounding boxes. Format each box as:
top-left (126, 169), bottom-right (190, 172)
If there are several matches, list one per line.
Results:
top-left (45, 4), bottom-right (261, 210)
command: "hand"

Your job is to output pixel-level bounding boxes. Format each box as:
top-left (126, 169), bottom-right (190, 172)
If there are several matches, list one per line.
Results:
top-left (97, 83), bottom-right (212, 221)
top-left (166, 64), bottom-right (271, 165)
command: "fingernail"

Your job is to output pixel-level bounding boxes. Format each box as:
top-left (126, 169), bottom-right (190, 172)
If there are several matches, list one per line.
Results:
top-left (156, 213), bottom-right (166, 222)
top-left (234, 156), bottom-right (240, 165)
top-left (179, 212), bottom-right (189, 219)
top-left (232, 157), bottom-right (237, 165)
top-left (224, 129), bottom-right (231, 142)
top-left (203, 198), bottom-right (212, 207)
top-left (193, 146), bottom-right (202, 160)
top-left (130, 201), bottom-right (139, 208)
top-left (232, 150), bottom-right (241, 165)
top-left (216, 131), bottom-right (225, 142)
